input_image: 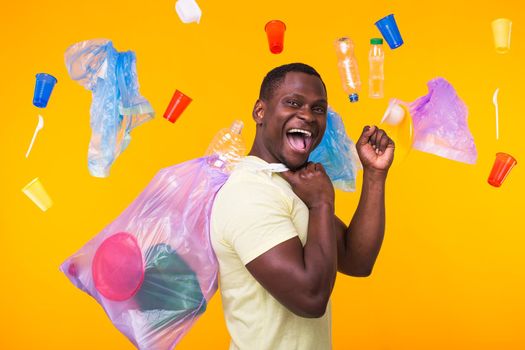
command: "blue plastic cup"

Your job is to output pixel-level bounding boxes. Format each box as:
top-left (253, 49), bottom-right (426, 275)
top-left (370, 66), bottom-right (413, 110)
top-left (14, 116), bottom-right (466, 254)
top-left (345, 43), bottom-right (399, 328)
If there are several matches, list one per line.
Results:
top-left (375, 14), bottom-right (404, 49)
top-left (33, 73), bottom-right (58, 108)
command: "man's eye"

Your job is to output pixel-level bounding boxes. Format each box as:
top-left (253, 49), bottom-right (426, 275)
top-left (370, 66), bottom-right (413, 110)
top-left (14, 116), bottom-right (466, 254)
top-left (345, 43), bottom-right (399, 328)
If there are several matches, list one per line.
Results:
top-left (287, 100), bottom-right (300, 107)
top-left (313, 107), bottom-right (326, 114)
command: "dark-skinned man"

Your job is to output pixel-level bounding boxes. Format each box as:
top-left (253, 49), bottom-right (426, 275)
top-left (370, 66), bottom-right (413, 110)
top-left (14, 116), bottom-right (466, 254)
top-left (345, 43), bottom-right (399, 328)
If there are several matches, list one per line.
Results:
top-left (211, 63), bottom-right (395, 350)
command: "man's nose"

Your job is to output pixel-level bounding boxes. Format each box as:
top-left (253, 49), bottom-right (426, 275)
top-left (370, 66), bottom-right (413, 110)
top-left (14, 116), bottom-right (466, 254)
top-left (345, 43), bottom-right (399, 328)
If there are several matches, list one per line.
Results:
top-left (297, 106), bottom-right (315, 122)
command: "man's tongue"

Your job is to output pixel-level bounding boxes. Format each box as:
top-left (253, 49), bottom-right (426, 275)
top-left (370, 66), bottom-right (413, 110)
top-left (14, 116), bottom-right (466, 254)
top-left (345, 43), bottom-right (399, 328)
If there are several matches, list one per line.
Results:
top-left (287, 133), bottom-right (308, 151)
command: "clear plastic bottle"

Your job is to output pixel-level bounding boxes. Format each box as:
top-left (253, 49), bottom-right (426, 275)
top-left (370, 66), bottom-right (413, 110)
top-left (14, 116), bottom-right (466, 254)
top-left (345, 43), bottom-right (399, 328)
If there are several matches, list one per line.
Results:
top-left (334, 37), bottom-right (361, 103)
top-left (205, 120), bottom-right (246, 172)
top-left (368, 38), bottom-right (385, 99)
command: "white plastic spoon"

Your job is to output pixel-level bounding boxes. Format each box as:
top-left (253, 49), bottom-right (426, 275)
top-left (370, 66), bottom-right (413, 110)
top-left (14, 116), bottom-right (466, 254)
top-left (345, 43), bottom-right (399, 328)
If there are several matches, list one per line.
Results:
top-left (492, 88), bottom-right (499, 140)
top-left (25, 114), bottom-right (44, 158)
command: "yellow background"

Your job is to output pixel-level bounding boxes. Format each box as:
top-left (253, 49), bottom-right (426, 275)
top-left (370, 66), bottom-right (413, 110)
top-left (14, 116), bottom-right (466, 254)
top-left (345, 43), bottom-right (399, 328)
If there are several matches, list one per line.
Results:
top-left (1, 0), bottom-right (523, 349)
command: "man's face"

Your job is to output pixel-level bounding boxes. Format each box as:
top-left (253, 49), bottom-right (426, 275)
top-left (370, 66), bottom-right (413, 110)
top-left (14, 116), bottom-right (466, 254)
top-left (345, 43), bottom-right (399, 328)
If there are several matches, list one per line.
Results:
top-left (253, 72), bottom-right (328, 170)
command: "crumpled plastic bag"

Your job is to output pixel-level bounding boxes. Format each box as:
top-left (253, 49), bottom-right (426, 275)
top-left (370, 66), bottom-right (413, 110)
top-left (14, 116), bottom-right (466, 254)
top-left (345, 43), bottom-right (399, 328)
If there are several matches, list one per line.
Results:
top-left (309, 107), bottom-right (361, 192)
top-left (65, 39), bottom-right (154, 177)
top-left (60, 156), bottom-right (229, 349)
top-left (409, 77), bottom-right (477, 164)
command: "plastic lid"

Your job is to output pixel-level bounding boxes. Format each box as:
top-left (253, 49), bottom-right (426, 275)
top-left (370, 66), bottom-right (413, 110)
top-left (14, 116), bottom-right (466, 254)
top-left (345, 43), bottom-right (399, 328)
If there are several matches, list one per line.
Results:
top-left (370, 38), bottom-right (383, 45)
top-left (92, 232), bottom-right (145, 301)
top-left (349, 93), bottom-right (359, 103)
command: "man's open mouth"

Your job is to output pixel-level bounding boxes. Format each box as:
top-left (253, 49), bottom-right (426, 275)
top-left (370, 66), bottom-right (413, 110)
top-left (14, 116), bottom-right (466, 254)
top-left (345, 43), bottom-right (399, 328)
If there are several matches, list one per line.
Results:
top-left (286, 128), bottom-right (313, 153)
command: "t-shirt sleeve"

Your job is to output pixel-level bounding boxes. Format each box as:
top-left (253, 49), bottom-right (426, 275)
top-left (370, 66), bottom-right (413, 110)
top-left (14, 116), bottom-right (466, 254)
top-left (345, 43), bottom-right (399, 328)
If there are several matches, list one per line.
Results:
top-left (219, 180), bottom-right (299, 265)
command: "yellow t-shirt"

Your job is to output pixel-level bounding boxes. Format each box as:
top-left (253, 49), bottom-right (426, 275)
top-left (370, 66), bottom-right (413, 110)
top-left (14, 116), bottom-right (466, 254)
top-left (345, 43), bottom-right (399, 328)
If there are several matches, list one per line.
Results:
top-left (210, 156), bottom-right (332, 350)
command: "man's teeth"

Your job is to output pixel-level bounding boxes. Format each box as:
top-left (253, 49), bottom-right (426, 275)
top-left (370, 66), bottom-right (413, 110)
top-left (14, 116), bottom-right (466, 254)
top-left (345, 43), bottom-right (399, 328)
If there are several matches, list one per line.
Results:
top-left (287, 129), bottom-right (312, 137)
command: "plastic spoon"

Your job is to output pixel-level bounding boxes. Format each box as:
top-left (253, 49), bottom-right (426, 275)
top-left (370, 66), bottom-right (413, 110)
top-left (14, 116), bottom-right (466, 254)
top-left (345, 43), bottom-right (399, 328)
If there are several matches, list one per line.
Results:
top-left (25, 114), bottom-right (44, 158)
top-left (492, 88), bottom-right (499, 140)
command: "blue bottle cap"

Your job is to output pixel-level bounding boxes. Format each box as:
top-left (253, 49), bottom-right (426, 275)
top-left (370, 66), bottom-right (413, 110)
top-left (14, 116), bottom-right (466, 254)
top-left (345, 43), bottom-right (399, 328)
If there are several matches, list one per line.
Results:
top-left (349, 93), bottom-right (359, 103)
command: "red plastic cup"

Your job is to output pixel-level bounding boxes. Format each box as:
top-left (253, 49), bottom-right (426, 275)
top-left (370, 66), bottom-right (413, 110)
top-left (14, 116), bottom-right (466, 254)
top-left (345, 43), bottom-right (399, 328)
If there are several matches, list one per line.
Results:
top-left (164, 89), bottom-right (192, 123)
top-left (488, 152), bottom-right (517, 187)
top-left (265, 20), bottom-right (286, 54)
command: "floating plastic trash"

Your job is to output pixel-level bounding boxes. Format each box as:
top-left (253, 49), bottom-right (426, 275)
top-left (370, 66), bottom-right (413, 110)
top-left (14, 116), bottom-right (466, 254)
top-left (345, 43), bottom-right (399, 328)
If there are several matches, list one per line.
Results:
top-left (309, 107), bottom-right (361, 192)
top-left (65, 39), bottom-right (154, 178)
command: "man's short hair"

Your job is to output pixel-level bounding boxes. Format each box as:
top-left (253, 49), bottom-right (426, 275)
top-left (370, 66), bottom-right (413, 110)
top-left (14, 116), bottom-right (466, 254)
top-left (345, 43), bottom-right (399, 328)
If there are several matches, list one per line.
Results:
top-left (259, 63), bottom-right (327, 101)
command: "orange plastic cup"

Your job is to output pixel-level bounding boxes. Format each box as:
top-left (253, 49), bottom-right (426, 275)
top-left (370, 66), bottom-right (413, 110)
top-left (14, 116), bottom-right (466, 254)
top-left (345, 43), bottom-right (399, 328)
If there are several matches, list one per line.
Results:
top-left (265, 20), bottom-right (286, 54)
top-left (163, 90), bottom-right (192, 123)
top-left (488, 152), bottom-right (517, 187)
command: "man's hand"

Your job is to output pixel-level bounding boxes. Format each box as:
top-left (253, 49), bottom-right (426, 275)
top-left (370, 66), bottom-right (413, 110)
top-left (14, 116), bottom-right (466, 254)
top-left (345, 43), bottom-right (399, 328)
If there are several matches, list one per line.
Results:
top-left (280, 162), bottom-right (334, 209)
top-left (356, 125), bottom-right (395, 174)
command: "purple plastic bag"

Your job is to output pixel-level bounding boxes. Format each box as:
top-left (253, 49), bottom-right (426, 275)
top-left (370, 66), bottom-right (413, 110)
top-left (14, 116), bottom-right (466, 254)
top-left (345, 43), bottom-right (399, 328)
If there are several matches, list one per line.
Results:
top-left (60, 157), bottom-right (228, 349)
top-left (409, 77), bottom-right (477, 164)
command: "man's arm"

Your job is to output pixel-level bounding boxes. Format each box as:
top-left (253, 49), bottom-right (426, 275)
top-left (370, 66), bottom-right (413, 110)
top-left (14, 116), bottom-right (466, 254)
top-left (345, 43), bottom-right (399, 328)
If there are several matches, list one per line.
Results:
top-left (245, 163), bottom-right (337, 318)
top-left (336, 170), bottom-right (386, 276)
top-left (336, 126), bottom-right (394, 277)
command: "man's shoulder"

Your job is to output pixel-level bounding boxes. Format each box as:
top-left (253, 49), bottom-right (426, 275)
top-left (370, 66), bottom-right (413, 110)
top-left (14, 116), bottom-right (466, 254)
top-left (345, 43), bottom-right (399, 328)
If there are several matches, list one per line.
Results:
top-left (211, 168), bottom-right (296, 251)
top-left (219, 167), bottom-right (284, 199)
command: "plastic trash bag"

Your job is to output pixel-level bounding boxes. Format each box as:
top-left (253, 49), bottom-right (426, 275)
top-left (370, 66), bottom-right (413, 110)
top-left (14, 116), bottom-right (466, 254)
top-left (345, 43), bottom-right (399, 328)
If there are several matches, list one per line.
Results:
top-left (409, 77), bottom-right (477, 164)
top-left (60, 157), bottom-right (228, 349)
top-left (65, 39), bottom-right (154, 178)
top-left (309, 107), bottom-right (361, 192)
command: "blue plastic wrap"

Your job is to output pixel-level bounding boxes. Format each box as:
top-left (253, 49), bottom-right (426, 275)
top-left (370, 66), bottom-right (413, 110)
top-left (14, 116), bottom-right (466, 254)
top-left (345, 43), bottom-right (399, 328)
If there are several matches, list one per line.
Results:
top-left (65, 39), bottom-right (154, 177)
top-left (309, 107), bottom-right (361, 192)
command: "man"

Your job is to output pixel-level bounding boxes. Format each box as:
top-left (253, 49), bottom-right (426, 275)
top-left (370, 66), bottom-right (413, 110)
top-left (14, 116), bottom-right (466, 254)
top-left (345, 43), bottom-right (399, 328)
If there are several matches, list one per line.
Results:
top-left (210, 63), bottom-right (394, 349)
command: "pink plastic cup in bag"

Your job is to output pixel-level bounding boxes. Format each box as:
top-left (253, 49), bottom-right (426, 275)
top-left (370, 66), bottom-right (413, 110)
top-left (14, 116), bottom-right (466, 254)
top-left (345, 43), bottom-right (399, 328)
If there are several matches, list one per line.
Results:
top-left (92, 232), bottom-right (145, 301)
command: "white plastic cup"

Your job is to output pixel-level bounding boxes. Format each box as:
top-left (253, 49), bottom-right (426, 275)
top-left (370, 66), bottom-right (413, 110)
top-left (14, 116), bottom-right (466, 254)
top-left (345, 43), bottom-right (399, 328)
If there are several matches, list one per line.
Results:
top-left (175, 0), bottom-right (202, 24)
top-left (381, 99), bottom-right (406, 125)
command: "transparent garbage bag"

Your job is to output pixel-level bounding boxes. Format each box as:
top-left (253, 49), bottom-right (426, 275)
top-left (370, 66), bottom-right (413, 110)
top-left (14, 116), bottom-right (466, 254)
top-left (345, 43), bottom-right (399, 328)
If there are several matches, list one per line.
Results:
top-left (409, 77), bottom-right (477, 164)
top-left (65, 39), bottom-right (155, 177)
top-left (60, 157), bottom-right (229, 349)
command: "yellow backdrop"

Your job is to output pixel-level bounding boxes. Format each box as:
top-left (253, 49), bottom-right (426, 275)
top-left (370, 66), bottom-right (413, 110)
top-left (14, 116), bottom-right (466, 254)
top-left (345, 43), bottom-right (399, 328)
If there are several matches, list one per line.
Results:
top-left (1, 0), bottom-right (523, 349)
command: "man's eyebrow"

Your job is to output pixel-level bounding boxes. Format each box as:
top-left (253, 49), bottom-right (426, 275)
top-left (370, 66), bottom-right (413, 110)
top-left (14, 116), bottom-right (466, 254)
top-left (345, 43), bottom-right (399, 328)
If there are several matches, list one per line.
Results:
top-left (286, 93), bottom-right (327, 104)
top-left (285, 93), bottom-right (304, 99)
top-left (311, 97), bottom-right (328, 105)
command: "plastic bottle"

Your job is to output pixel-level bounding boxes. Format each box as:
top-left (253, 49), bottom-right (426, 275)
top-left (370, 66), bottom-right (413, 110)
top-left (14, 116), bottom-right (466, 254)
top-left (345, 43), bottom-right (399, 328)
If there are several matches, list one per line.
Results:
top-left (334, 37), bottom-right (361, 103)
top-left (368, 38), bottom-right (385, 99)
top-left (205, 120), bottom-right (246, 172)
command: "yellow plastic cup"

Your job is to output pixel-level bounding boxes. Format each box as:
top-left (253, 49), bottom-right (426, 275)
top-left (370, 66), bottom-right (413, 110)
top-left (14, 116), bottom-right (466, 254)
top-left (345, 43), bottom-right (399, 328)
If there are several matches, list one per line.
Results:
top-left (491, 18), bottom-right (512, 54)
top-left (22, 177), bottom-right (53, 212)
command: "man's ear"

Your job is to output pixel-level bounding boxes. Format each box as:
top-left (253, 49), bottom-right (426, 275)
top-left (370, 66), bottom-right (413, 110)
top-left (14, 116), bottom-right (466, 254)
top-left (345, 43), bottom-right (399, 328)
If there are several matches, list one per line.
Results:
top-left (252, 99), bottom-right (265, 125)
